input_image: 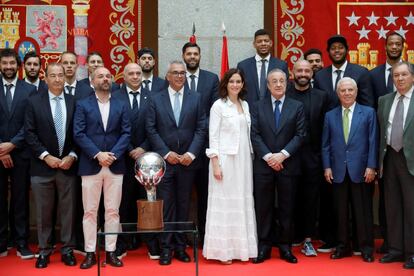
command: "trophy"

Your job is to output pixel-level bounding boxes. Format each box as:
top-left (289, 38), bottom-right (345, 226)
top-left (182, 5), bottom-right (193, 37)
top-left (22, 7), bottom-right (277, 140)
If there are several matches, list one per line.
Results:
top-left (134, 152), bottom-right (166, 229)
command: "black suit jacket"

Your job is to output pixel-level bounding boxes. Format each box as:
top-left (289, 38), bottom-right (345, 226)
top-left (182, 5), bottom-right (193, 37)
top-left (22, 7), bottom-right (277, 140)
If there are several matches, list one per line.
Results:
top-left (38, 80), bottom-right (48, 93)
top-left (146, 87), bottom-right (206, 170)
top-left (314, 62), bottom-right (374, 109)
top-left (150, 76), bottom-right (167, 94)
top-left (237, 56), bottom-right (289, 106)
top-left (251, 96), bottom-right (306, 175)
top-left (112, 85), bottom-right (151, 152)
top-left (71, 81), bottom-right (94, 100)
top-left (78, 77), bottom-right (120, 92)
top-left (286, 85), bottom-right (329, 152)
top-left (0, 79), bottom-right (37, 158)
top-left (24, 92), bottom-right (77, 176)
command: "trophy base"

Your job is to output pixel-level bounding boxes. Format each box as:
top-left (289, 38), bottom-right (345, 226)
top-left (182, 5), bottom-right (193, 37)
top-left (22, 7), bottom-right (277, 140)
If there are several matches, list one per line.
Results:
top-left (137, 199), bottom-right (164, 230)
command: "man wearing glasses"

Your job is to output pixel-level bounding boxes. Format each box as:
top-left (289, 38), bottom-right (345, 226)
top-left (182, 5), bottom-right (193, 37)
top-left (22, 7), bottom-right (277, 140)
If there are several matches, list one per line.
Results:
top-left (146, 61), bottom-right (206, 265)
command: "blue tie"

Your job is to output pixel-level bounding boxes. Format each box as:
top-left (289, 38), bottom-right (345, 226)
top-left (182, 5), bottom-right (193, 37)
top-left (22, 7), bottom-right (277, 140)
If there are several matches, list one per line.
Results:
top-left (274, 100), bottom-right (281, 129)
top-left (173, 92), bottom-right (181, 126)
top-left (53, 96), bottom-right (64, 156)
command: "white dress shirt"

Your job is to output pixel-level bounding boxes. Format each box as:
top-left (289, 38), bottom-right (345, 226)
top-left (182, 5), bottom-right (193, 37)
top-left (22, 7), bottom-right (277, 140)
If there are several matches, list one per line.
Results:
top-left (255, 54), bottom-right (270, 86)
top-left (186, 68), bottom-right (199, 91)
top-left (331, 61), bottom-right (348, 91)
top-left (96, 93), bottom-right (111, 131)
top-left (126, 86), bottom-right (141, 108)
top-left (143, 75), bottom-right (154, 91)
top-left (64, 80), bottom-right (77, 95)
top-left (2, 77), bottom-right (17, 99)
top-left (386, 87), bottom-right (413, 145)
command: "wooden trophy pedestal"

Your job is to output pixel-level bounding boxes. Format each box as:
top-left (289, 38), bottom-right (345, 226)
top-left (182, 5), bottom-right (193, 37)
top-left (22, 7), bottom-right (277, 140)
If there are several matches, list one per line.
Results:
top-left (137, 199), bottom-right (164, 230)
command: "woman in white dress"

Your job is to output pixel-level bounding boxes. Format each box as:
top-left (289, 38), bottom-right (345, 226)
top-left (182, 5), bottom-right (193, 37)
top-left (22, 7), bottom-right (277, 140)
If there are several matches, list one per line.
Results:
top-left (203, 68), bottom-right (257, 264)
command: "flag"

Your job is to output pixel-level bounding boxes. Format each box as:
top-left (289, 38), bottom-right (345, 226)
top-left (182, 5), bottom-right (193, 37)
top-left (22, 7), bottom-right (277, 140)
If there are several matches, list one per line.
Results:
top-left (220, 22), bottom-right (229, 79)
top-left (189, 22), bottom-right (196, 43)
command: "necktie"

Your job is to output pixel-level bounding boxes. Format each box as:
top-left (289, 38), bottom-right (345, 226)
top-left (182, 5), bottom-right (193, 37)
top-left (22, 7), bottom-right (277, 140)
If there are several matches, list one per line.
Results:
top-left (66, 85), bottom-right (73, 95)
top-left (143, 80), bottom-right (150, 90)
top-left (387, 68), bottom-right (394, 93)
top-left (343, 108), bottom-right (350, 143)
top-left (5, 84), bottom-right (13, 112)
top-left (53, 96), bottom-right (64, 156)
top-left (274, 100), bottom-right (281, 129)
top-left (390, 95), bottom-right (404, 152)
top-left (334, 69), bottom-right (342, 92)
top-left (173, 92), bottom-right (181, 126)
top-left (190, 74), bottom-right (196, 92)
top-left (130, 91), bottom-right (139, 111)
top-left (259, 59), bottom-right (267, 99)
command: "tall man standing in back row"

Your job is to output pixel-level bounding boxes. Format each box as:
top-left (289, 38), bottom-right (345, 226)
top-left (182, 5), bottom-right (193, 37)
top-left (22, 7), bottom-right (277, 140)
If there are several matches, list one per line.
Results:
top-left (237, 29), bottom-right (289, 106)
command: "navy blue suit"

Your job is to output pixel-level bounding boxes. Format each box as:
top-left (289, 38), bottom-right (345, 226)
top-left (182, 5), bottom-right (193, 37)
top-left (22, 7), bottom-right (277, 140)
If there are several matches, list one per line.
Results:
top-left (237, 56), bottom-right (289, 106)
top-left (0, 79), bottom-right (36, 249)
top-left (149, 76), bottom-right (167, 94)
top-left (321, 103), bottom-right (378, 254)
top-left (73, 94), bottom-right (131, 176)
top-left (146, 87), bottom-right (206, 251)
top-left (314, 63), bottom-right (374, 109)
top-left (251, 96), bottom-right (305, 253)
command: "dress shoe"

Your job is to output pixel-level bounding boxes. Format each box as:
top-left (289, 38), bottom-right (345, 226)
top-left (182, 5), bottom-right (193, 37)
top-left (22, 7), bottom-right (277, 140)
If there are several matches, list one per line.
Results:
top-left (106, 251), bottom-right (123, 267)
top-left (35, 255), bottom-right (50, 269)
top-left (379, 253), bottom-right (404, 263)
top-left (330, 248), bottom-right (352, 259)
top-left (280, 250), bottom-right (298, 264)
top-left (252, 250), bottom-right (271, 264)
top-left (362, 253), bottom-right (374, 263)
top-left (147, 243), bottom-right (160, 260)
top-left (403, 256), bottom-right (414, 269)
top-left (16, 245), bottom-right (35, 259)
top-left (80, 252), bottom-right (96, 269)
top-left (61, 251), bottom-right (77, 266)
top-left (159, 250), bottom-right (172, 265)
top-left (175, 250), bottom-right (191, 262)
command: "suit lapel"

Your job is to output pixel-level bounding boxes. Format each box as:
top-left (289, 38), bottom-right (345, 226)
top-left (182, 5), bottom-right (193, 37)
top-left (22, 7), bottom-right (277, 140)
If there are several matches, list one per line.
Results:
top-left (250, 58), bottom-right (260, 98)
top-left (10, 81), bottom-right (23, 116)
top-left (42, 92), bottom-right (55, 132)
top-left (161, 90), bottom-right (176, 124)
top-left (178, 88), bottom-right (191, 126)
top-left (335, 107), bottom-right (346, 144)
top-left (275, 98), bottom-right (291, 135)
top-left (0, 79), bottom-right (9, 116)
top-left (348, 104), bottom-right (361, 143)
top-left (264, 98), bottom-right (277, 136)
top-left (90, 96), bottom-right (105, 131)
top-left (64, 94), bottom-right (74, 132)
top-left (382, 93), bottom-right (395, 129)
top-left (404, 93), bottom-right (414, 132)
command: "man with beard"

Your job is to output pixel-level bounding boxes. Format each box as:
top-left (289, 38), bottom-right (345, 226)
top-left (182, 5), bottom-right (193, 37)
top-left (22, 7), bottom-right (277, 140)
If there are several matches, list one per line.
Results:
top-left (60, 51), bottom-right (94, 101)
top-left (78, 52), bottom-right (120, 92)
top-left (369, 32), bottom-right (405, 255)
top-left (286, 60), bottom-right (329, 257)
top-left (23, 51), bottom-right (48, 93)
top-left (304, 48), bottom-right (324, 87)
top-left (74, 67), bottom-right (130, 269)
top-left (181, 42), bottom-right (219, 244)
top-left (237, 29), bottom-right (289, 106)
top-left (314, 35), bottom-right (374, 110)
top-left (137, 47), bottom-right (166, 93)
top-left (0, 48), bottom-right (36, 259)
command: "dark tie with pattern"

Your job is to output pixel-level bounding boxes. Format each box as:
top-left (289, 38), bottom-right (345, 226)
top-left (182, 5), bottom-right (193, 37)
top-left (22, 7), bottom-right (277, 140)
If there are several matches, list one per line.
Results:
top-left (5, 84), bottom-right (13, 112)
top-left (66, 85), bottom-right (73, 95)
top-left (260, 59), bottom-right (267, 99)
top-left (190, 74), bottom-right (196, 92)
top-left (130, 91), bottom-right (139, 111)
top-left (143, 80), bottom-right (150, 90)
top-left (387, 68), bottom-right (394, 93)
top-left (390, 95), bottom-right (404, 152)
top-left (53, 96), bottom-right (64, 156)
top-left (334, 69), bottom-right (342, 92)
top-left (274, 100), bottom-right (281, 129)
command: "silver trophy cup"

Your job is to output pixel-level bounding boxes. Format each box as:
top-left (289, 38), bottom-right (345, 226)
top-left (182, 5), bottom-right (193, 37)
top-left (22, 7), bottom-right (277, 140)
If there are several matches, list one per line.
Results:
top-left (134, 152), bottom-right (166, 201)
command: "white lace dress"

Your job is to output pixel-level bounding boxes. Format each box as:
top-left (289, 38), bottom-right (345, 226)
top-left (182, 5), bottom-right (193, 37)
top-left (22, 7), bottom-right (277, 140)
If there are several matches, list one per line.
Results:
top-left (203, 101), bottom-right (257, 262)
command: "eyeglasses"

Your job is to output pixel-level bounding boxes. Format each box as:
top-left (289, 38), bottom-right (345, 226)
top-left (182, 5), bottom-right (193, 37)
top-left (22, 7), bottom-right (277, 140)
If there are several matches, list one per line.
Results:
top-left (169, 71), bottom-right (186, 77)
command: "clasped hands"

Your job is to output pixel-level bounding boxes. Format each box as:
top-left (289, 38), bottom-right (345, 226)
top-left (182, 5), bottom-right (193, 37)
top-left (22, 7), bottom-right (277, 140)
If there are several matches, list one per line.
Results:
top-left (266, 152), bottom-right (287, 171)
top-left (44, 154), bottom-right (76, 170)
top-left (0, 142), bottom-right (16, 168)
top-left (166, 152), bottom-right (193, 166)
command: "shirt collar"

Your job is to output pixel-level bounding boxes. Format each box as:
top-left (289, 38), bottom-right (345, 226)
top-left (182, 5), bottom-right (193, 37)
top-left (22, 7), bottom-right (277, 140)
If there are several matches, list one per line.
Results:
top-left (48, 90), bottom-right (64, 100)
top-left (64, 80), bottom-right (77, 88)
top-left (342, 101), bottom-right (356, 113)
top-left (126, 85), bottom-right (141, 94)
top-left (332, 60), bottom-right (348, 73)
top-left (2, 77), bottom-right (17, 87)
top-left (397, 86), bottom-right (413, 100)
top-left (143, 74), bottom-right (154, 83)
top-left (168, 86), bottom-right (184, 96)
top-left (95, 92), bottom-right (111, 103)
top-left (255, 54), bottom-right (271, 62)
top-left (271, 94), bottom-right (285, 105)
top-left (186, 68), bottom-right (200, 78)
top-left (25, 78), bottom-right (40, 87)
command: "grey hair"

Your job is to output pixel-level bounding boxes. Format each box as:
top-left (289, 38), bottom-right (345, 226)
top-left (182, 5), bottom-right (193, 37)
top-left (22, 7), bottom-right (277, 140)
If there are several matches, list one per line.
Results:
top-left (336, 77), bottom-right (357, 93)
top-left (267, 68), bottom-right (287, 82)
top-left (392, 61), bottom-right (414, 75)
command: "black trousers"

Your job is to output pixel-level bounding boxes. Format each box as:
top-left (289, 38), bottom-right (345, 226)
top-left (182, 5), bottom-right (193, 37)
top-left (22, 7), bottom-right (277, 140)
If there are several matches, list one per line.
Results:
top-left (384, 147), bottom-right (414, 257)
top-left (0, 153), bottom-right (30, 249)
top-left (194, 155), bottom-right (209, 241)
top-left (157, 164), bottom-right (195, 251)
top-left (332, 173), bottom-right (374, 255)
top-left (254, 172), bottom-right (297, 252)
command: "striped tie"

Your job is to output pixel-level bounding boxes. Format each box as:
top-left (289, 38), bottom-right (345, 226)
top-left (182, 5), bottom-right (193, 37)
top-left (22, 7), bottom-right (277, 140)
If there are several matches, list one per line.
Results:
top-left (53, 96), bottom-right (64, 156)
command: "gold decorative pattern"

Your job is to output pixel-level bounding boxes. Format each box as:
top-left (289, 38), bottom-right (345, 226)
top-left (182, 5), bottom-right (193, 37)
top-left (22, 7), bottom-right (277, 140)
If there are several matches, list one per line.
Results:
top-left (275, 0), bottom-right (305, 64)
top-left (109, 0), bottom-right (141, 82)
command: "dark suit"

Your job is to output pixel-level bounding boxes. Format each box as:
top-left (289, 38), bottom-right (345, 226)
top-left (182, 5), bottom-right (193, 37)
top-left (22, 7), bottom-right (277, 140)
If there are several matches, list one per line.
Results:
top-left (67, 81), bottom-right (94, 100)
top-left (237, 56), bottom-right (289, 106)
top-left (0, 79), bottom-right (36, 250)
top-left (314, 63), bottom-right (375, 109)
top-left (251, 96), bottom-right (305, 253)
top-left (146, 87), bottom-right (206, 251)
top-left (37, 79), bottom-right (48, 93)
top-left (184, 69), bottom-right (219, 242)
top-left (24, 91), bottom-right (77, 255)
top-left (378, 90), bottom-right (414, 258)
top-left (78, 77), bottom-right (121, 93)
top-left (286, 85), bottom-right (329, 240)
top-left (322, 103), bottom-right (377, 254)
top-left (149, 76), bottom-right (167, 94)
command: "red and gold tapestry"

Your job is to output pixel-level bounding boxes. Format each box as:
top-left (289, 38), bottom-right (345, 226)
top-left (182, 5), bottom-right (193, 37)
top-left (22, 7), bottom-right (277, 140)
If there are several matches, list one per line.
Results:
top-left (0, 0), bottom-right (143, 82)
top-left (274, 0), bottom-right (414, 70)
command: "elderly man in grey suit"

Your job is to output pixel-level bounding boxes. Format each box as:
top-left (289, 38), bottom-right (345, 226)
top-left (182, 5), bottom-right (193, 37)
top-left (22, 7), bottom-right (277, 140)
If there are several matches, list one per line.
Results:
top-left (377, 61), bottom-right (414, 270)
